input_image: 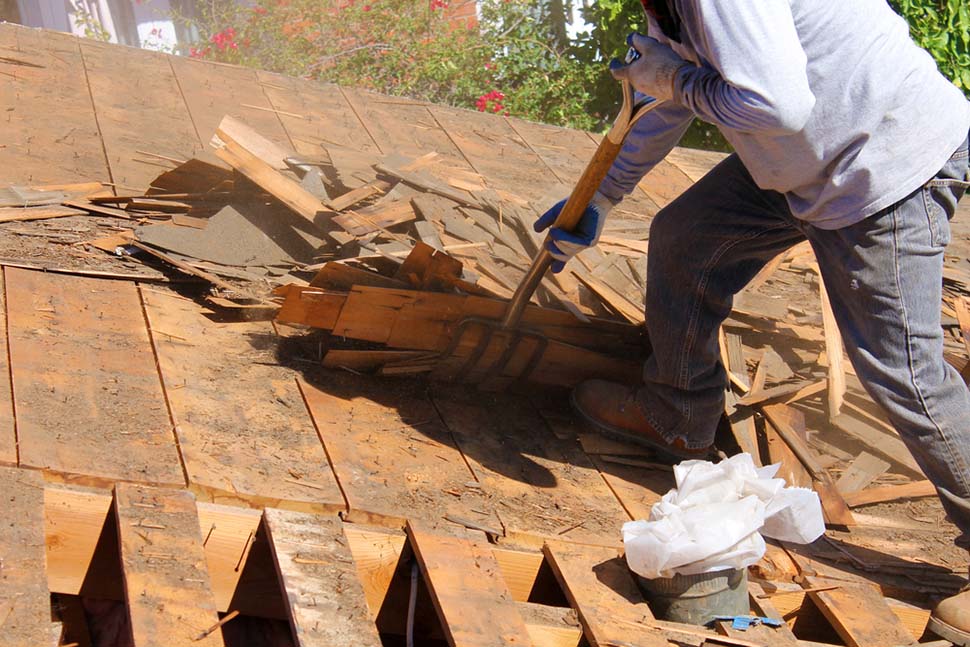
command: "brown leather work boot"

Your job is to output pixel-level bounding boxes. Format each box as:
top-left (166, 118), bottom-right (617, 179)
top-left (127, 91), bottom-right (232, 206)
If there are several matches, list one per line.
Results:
top-left (929, 586), bottom-right (970, 645)
top-left (570, 379), bottom-right (713, 461)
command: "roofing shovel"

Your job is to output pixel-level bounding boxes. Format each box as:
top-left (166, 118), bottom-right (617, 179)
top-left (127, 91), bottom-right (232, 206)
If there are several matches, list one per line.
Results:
top-left (433, 78), bottom-right (664, 390)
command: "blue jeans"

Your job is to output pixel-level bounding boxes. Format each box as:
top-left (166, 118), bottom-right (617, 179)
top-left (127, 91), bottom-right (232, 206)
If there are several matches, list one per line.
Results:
top-left (641, 136), bottom-right (970, 543)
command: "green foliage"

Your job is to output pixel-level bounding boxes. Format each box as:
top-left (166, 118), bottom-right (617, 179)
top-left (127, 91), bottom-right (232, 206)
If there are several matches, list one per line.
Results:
top-left (175, 0), bottom-right (602, 129)
top-left (71, 1), bottom-right (111, 42)
top-left (891, 0), bottom-right (970, 95)
top-left (177, 0), bottom-right (970, 137)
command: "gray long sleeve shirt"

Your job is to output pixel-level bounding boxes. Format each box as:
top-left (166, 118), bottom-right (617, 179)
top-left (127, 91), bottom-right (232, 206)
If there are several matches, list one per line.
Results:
top-left (598, 0), bottom-right (970, 229)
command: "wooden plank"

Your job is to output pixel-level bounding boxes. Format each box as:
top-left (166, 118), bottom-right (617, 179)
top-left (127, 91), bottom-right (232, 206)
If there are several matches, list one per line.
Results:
top-left (0, 26), bottom-right (110, 185)
top-left (321, 285), bottom-right (642, 357)
top-left (572, 271), bottom-right (645, 324)
top-left (835, 452), bottom-right (891, 495)
top-left (818, 272), bottom-right (846, 419)
top-left (114, 483), bottom-right (222, 646)
top-left (746, 581), bottom-right (801, 646)
top-left (328, 179), bottom-right (394, 211)
top-left (762, 404), bottom-right (855, 526)
top-left (0, 467), bottom-right (52, 646)
top-left (431, 386), bottom-right (630, 546)
top-left (212, 121), bottom-right (326, 227)
top-left (170, 57), bottom-right (293, 154)
top-left (278, 284), bottom-right (645, 388)
top-left (342, 525), bottom-right (409, 617)
top-left (130, 241), bottom-right (239, 292)
top-left (804, 577), bottom-right (916, 647)
top-left (542, 541), bottom-right (670, 647)
top-left (763, 414), bottom-right (813, 490)
top-left (45, 487), bottom-right (113, 597)
top-left (0, 205), bottom-right (87, 222)
top-left (830, 411), bottom-right (924, 477)
top-left (297, 376), bottom-right (494, 529)
top-left (80, 38), bottom-right (204, 190)
top-left (5, 268), bottom-right (183, 486)
top-left (262, 508), bottom-right (382, 647)
top-left (955, 296), bottom-right (970, 358)
top-left (43, 485), bottom-right (271, 615)
top-left (141, 288), bottom-right (344, 512)
top-left (737, 379), bottom-right (827, 407)
top-left (407, 519), bottom-right (534, 647)
top-left (0, 268), bottom-right (13, 465)
top-left (843, 480), bottom-right (937, 508)
top-left (257, 71), bottom-right (380, 156)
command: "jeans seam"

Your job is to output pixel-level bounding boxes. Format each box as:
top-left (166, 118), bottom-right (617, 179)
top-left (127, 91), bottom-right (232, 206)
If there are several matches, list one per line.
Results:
top-left (920, 187), bottom-right (942, 247)
top-left (890, 206), bottom-right (970, 494)
top-left (676, 223), bottom-right (794, 423)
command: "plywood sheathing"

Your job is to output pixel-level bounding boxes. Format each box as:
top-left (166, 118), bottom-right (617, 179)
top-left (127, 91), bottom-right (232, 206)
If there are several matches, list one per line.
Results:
top-left (78, 36), bottom-right (206, 190)
top-left (0, 27), bottom-right (111, 186)
top-left (6, 267), bottom-right (184, 486)
top-left (142, 288), bottom-right (345, 511)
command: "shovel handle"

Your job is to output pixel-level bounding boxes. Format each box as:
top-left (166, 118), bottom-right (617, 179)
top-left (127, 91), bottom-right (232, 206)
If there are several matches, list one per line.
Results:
top-left (500, 84), bottom-right (663, 329)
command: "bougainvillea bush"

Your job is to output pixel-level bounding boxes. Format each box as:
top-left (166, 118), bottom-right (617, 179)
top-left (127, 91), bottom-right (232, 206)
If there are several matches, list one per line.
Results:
top-left (174, 0), bottom-right (602, 130)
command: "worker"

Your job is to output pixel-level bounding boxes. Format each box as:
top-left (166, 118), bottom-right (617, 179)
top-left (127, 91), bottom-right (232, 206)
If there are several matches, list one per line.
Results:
top-left (534, 0), bottom-right (970, 640)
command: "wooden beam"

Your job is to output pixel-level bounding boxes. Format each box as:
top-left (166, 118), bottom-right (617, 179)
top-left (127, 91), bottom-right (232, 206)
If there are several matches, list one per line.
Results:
top-left (843, 480), bottom-right (936, 508)
top-left (835, 452), bottom-right (890, 495)
top-left (0, 467), bottom-right (53, 646)
top-left (262, 508), bottom-right (382, 646)
top-left (816, 271), bottom-right (846, 419)
top-left (804, 577), bottom-right (916, 647)
top-left (830, 411), bottom-right (924, 477)
top-left (212, 117), bottom-right (327, 227)
top-left (407, 520), bottom-right (534, 647)
top-left (542, 541), bottom-right (670, 647)
top-left (114, 483), bottom-right (222, 646)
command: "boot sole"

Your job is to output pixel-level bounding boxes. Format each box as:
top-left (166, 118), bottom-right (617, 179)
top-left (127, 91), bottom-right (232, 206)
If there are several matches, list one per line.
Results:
top-left (569, 390), bottom-right (710, 463)
top-left (928, 615), bottom-right (970, 646)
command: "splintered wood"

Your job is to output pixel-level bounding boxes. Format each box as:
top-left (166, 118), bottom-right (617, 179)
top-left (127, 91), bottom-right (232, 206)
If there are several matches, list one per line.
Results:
top-left (0, 467), bottom-right (53, 646)
top-left (262, 509), bottom-right (382, 647)
top-left (5, 268), bottom-right (184, 486)
top-left (114, 483), bottom-right (222, 646)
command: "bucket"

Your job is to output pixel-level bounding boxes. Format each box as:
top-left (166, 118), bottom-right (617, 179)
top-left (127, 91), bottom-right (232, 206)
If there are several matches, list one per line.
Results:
top-left (637, 567), bottom-right (749, 626)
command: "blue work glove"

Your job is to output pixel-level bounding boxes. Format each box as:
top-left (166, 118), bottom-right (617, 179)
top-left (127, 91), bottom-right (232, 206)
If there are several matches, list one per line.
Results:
top-left (609, 32), bottom-right (688, 102)
top-left (534, 191), bottom-right (613, 273)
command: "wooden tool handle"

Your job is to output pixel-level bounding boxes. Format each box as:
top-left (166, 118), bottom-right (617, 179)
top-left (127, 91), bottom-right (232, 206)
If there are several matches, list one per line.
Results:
top-left (498, 85), bottom-right (662, 330)
top-left (499, 135), bottom-right (627, 329)
top-left (550, 135), bottom-right (625, 232)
